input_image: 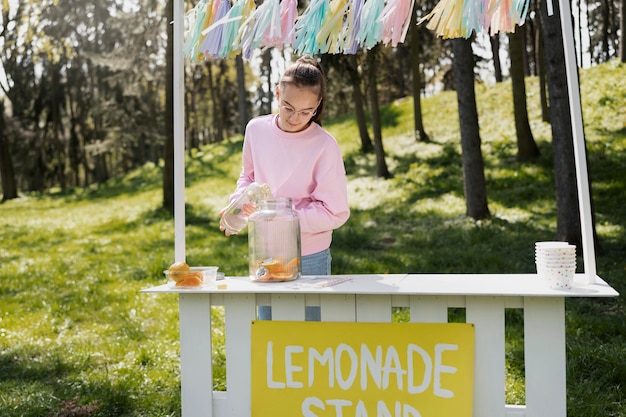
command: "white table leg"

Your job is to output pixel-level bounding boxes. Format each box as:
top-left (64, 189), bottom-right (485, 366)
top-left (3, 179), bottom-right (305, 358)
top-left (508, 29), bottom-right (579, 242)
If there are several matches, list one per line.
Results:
top-left (179, 293), bottom-right (214, 417)
top-left (223, 294), bottom-right (256, 417)
top-left (467, 296), bottom-right (506, 417)
top-left (524, 297), bottom-right (566, 417)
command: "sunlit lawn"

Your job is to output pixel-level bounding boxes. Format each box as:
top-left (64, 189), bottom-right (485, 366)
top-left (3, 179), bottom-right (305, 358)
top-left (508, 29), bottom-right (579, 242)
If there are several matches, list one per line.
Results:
top-left (0, 60), bottom-right (624, 416)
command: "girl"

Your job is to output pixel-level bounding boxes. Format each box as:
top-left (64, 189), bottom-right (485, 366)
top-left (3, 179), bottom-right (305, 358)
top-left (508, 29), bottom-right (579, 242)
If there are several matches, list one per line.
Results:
top-left (221, 55), bottom-right (350, 319)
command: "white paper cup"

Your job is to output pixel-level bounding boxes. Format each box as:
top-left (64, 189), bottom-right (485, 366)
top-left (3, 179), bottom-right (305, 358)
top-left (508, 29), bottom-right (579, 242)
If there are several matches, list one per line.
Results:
top-left (535, 255), bottom-right (576, 263)
top-left (535, 241), bottom-right (573, 248)
top-left (538, 267), bottom-right (575, 289)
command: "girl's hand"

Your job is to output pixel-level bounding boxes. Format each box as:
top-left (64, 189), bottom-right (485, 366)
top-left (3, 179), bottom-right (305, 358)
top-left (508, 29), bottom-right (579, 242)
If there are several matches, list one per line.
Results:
top-left (218, 208), bottom-right (232, 236)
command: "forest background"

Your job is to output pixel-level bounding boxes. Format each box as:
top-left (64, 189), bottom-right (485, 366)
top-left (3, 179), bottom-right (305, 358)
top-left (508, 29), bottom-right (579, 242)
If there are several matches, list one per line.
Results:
top-left (1, 0), bottom-right (625, 210)
top-left (0, 0), bottom-right (625, 416)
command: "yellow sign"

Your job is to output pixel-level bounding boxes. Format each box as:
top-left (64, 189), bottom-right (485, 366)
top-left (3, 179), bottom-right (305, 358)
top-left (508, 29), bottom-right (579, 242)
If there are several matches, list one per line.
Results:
top-left (251, 321), bottom-right (474, 417)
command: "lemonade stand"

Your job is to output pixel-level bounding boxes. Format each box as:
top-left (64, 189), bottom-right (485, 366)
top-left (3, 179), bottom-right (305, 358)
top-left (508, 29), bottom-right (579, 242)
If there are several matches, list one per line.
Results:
top-left (142, 0), bottom-right (619, 415)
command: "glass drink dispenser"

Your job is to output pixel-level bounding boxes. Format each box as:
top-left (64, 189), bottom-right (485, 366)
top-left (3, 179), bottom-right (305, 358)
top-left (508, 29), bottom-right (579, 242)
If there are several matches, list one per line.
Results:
top-left (248, 198), bottom-right (301, 282)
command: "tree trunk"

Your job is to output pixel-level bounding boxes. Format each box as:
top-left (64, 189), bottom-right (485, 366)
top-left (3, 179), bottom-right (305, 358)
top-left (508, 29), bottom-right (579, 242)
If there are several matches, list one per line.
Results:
top-left (163, 0), bottom-right (175, 214)
top-left (366, 46), bottom-right (391, 179)
top-left (410, 7), bottom-right (430, 142)
top-left (345, 56), bottom-right (373, 153)
top-left (0, 102), bottom-right (18, 201)
top-left (601, 0), bottom-right (611, 62)
top-left (490, 34), bottom-right (503, 82)
top-left (207, 61), bottom-right (224, 143)
top-left (619, 0), bottom-right (626, 63)
top-left (509, 27), bottom-right (540, 162)
top-left (535, 16), bottom-right (550, 123)
top-left (520, 23), bottom-right (530, 76)
top-left (452, 38), bottom-right (490, 220)
top-left (539, 0), bottom-right (583, 247)
top-left (260, 49), bottom-right (273, 115)
top-left (236, 54), bottom-right (248, 134)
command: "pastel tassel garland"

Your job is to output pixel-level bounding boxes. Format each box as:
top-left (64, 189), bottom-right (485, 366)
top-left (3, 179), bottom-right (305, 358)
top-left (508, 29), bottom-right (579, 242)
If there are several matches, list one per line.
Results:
top-left (183, 0), bottom-right (213, 60)
top-left (238, 0), bottom-right (277, 60)
top-left (379, 0), bottom-right (415, 47)
top-left (182, 0), bottom-right (533, 59)
top-left (291, 0), bottom-right (331, 55)
top-left (280, 0), bottom-right (298, 46)
top-left (218, 0), bottom-right (256, 57)
top-left (358, 0), bottom-right (385, 49)
top-left (317, 0), bottom-right (351, 53)
top-left (343, 0), bottom-right (364, 54)
top-left (199, 0), bottom-right (232, 58)
top-left (419, 0), bottom-right (467, 39)
top-left (420, 0), bottom-right (531, 38)
top-left (260, 0), bottom-right (283, 48)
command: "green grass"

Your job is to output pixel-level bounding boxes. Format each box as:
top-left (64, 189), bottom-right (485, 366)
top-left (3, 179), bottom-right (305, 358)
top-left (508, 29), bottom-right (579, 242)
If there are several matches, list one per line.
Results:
top-left (1, 59), bottom-right (625, 416)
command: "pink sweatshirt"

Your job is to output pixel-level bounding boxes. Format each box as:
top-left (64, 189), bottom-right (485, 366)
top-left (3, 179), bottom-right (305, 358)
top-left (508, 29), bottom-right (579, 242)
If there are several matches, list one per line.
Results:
top-left (231, 114), bottom-right (350, 256)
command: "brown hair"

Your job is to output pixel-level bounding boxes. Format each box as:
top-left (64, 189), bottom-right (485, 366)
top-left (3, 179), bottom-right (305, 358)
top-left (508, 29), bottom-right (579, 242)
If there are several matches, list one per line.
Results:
top-left (279, 55), bottom-right (326, 125)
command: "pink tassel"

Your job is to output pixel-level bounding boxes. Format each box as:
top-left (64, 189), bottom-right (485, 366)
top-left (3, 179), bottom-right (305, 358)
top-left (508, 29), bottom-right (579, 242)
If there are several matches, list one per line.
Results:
top-left (379, 0), bottom-right (415, 47)
top-left (280, 0), bottom-right (298, 46)
top-left (260, 0), bottom-right (283, 48)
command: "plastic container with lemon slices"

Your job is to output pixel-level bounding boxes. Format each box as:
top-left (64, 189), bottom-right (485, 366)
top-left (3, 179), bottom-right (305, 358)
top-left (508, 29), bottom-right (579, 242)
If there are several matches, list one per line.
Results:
top-left (248, 198), bottom-right (301, 282)
top-left (164, 263), bottom-right (219, 288)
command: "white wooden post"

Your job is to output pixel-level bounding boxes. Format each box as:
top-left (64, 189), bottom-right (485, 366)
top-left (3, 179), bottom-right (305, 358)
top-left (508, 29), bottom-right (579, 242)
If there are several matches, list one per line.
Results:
top-left (173, 0), bottom-right (186, 263)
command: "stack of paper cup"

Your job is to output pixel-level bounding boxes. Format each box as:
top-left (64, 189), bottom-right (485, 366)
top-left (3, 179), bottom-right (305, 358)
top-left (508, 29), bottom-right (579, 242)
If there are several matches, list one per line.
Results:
top-left (535, 241), bottom-right (576, 289)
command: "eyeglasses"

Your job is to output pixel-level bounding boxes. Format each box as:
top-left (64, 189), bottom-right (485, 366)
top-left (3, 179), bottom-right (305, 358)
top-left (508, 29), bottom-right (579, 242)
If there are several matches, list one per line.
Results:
top-left (279, 101), bottom-right (319, 119)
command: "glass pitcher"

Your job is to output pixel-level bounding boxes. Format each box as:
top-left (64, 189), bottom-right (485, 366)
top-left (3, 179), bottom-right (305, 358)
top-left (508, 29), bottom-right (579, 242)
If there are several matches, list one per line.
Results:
top-left (248, 198), bottom-right (301, 282)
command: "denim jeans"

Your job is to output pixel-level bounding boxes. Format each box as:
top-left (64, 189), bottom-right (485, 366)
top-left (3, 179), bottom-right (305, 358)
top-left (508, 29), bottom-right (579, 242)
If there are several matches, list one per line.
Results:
top-left (258, 248), bottom-right (331, 321)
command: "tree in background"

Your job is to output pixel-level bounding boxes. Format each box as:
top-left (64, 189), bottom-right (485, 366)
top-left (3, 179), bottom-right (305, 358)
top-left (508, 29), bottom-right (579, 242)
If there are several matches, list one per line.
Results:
top-left (619, 0), bottom-right (626, 63)
top-left (0, 101), bottom-right (18, 201)
top-left (409, 5), bottom-right (430, 142)
top-left (587, 0), bottom-right (622, 63)
top-left (323, 53), bottom-right (373, 153)
top-left (366, 46), bottom-right (392, 179)
top-left (452, 38), bottom-right (490, 220)
top-left (163, 0), bottom-right (175, 214)
top-left (508, 26), bottom-right (540, 162)
top-left (236, 54), bottom-right (249, 133)
top-left (0, 0), bottom-right (622, 208)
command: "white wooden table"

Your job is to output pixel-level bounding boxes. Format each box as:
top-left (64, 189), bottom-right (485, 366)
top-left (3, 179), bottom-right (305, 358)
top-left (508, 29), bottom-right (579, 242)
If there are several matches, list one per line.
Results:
top-left (143, 273), bottom-right (618, 417)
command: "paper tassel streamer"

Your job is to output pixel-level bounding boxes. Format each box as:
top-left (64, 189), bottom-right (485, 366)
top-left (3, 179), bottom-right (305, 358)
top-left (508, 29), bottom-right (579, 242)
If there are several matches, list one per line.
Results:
top-left (419, 0), bottom-right (467, 39)
top-left (358, 0), bottom-right (385, 49)
top-left (379, 0), bottom-right (415, 47)
top-left (182, 0), bottom-right (532, 58)
top-left (292, 0), bottom-right (331, 55)
top-left (316, 0), bottom-right (350, 53)
top-left (214, 0), bottom-right (254, 57)
top-left (419, 0), bottom-right (531, 38)
top-left (343, 0), bottom-right (364, 54)
top-left (183, 0), bottom-right (213, 60)
top-left (490, 0), bottom-right (530, 34)
top-left (280, 0), bottom-right (298, 46)
top-left (237, 0), bottom-right (274, 60)
top-left (199, 0), bottom-right (232, 58)
top-left (258, 0), bottom-right (283, 48)
top-left (461, 0), bottom-right (489, 38)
